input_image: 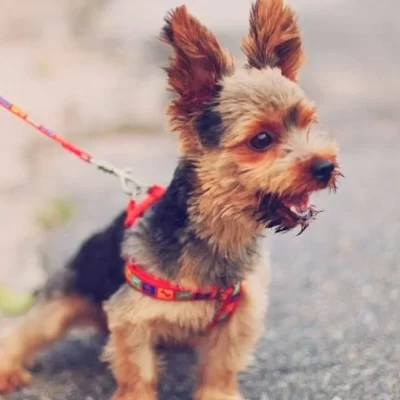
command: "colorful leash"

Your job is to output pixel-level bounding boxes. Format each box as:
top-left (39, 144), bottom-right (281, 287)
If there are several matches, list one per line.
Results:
top-left (0, 96), bottom-right (147, 199)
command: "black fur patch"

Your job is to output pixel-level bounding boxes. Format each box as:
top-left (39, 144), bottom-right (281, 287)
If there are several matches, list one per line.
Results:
top-left (194, 82), bottom-right (224, 147)
top-left (146, 159), bottom-right (195, 277)
top-left (66, 212), bottom-right (126, 303)
top-left (161, 13), bottom-right (174, 43)
top-left (194, 103), bottom-right (223, 147)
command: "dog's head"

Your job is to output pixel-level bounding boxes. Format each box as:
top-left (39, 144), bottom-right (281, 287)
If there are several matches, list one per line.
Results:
top-left (161, 0), bottom-right (340, 235)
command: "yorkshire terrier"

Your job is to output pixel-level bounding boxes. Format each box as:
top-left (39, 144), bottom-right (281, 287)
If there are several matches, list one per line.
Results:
top-left (0, 0), bottom-right (340, 399)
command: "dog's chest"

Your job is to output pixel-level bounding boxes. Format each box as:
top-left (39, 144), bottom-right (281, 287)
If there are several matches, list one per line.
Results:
top-left (104, 284), bottom-right (218, 342)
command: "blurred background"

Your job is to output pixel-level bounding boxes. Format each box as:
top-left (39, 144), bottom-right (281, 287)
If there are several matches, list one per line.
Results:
top-left (0, 0), bottom-right (399, 399)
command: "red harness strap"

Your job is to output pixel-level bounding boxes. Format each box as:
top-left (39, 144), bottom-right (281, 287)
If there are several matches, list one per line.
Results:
top-left (124, 185), bottom-right (242, 331)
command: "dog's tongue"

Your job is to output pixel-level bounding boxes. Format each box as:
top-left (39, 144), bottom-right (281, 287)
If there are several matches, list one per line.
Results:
top-left (284, 194), bottom-right (311, 214)
top-left (295, 194), bottom-right (310, 213)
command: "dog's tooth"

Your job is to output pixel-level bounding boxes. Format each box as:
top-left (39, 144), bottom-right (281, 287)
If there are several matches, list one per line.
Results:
top-left (290, 205), bottom-right (309, 217)
top-left (296, 223), bottom-right (309, 236)
top-left (276, 225), bottom-right (290, 234)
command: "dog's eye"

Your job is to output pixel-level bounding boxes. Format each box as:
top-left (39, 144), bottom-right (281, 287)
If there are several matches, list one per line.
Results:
top-left (248, 132), bottom-right (273, 151)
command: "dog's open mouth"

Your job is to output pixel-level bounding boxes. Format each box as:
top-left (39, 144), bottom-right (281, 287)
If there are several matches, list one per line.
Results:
top-left (257, 191), bottom-right (322, 235)
top-left (282, 193), bottom-right (312, 221)
top-left (277, 192), bottom-right (322, 235)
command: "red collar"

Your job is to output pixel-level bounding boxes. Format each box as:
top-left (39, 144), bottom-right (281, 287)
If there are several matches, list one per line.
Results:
top-left (124, 185), bottom-right (242, 331)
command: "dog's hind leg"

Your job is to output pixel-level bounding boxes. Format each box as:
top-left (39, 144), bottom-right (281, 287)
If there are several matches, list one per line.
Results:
top-left (0, 293), bottom-right (106, 393)
top-left (0, 211), bottom-right (127, 394)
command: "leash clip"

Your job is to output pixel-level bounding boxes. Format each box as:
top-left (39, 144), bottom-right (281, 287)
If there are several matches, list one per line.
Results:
top-left (91, 158), bottom-right (147, 200)
top-left (117, 168), bottom-right (147, 200)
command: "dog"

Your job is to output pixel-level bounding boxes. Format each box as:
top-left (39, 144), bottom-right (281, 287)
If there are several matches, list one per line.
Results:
top-left (0, 0), bottom-right (340, 399)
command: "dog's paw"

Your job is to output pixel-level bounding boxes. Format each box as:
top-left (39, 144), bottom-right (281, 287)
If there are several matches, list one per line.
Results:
top-left (0, 364), bottom-right (32, 393)
top-left (194, 388), bottom-right (245, 400)
top-left (112, 387), bottom-right (157, 400)
top-left (112, 393), bottom-right (156, 400)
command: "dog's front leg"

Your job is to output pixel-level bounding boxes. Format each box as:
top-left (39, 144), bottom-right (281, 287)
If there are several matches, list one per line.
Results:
top-left (194, 286), bottom-right (266, 400)
top-left (104, 322), bottom-right (158, 400)
top-left (194, 321), bottom-right (249, 400)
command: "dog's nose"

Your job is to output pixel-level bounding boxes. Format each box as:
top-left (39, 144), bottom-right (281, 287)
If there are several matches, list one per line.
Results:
top-left (311, 159), bottom-right (335, 182)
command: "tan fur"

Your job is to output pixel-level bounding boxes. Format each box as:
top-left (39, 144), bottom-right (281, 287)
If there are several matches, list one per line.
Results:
top-left (194, 264), bottom-right (269, 400)
top-left (218, 68), bottom-right (313, 146)
top-left (210, 68), bottom-right (339, 200)
top-left (104, 284), bottom-right (218, 342)
top-left (103, 325), bottom-right (157, 400)
top-left (187, 170), bottom-right (263, 257)
top-left (291, 102), bottom-right (318, 129)
top-left (0, 295), bottom-right (106, 393)
top-left (241, 0), bottom-right (305, 80)
top-left (104, 258), bottom-right (270, 399)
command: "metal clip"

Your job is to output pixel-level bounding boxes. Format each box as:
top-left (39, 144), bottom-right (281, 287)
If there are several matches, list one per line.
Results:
top-left (90, 158), bottom-right (147, 200)
top-left (117, 168), bottom-right (147, 199)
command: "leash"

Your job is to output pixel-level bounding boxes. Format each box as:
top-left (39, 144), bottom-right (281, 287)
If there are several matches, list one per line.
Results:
top-left (0, 96), bottom-right (147, 199)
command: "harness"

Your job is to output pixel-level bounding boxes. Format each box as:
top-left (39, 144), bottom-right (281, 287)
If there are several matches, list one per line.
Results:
top-left (124, 185), bottom-right (242, 331)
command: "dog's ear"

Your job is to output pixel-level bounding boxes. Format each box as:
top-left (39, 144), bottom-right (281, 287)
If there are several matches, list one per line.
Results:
top-left (161, 6), bottom-right (234, 129)
top-left (241, 0), bottom-right (304, 81)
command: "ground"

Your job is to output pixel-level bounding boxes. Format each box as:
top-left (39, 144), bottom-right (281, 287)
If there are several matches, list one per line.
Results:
top-left (0, 0), bottom-right (399, 399)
